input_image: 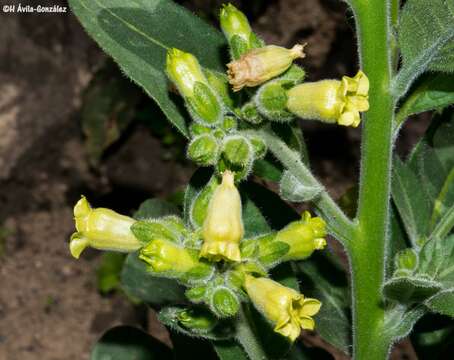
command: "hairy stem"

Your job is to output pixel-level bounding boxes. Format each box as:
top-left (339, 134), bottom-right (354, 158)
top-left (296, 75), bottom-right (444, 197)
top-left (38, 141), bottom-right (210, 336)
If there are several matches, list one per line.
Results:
top-left (235, 305), bottom-right (268, 360)
top-left (255, 128), bottom-right (355, 247)
top-left (350, 0), bottom-right (394, 358)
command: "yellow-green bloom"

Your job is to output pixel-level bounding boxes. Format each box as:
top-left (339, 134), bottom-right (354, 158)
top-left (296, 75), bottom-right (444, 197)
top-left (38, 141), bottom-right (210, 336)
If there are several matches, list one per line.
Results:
top-left (274, 211), bottom-right (327, 261)
top-left (220, 3), bottom-right (252, 43)
top-left (244, 275), bottom-right (321, 341)
top-left (201, 171), bottom-right (244, 262)
top-left (140, 239), bottom-right (213, 279)
top-left (227, 44), bottom-right (305, 92)
top-left (166, 48), bottom-right (208, 98)
top-left (69, 196), bottom-right (140, 259)
top-left (286, 70), bottom-right (369, 127)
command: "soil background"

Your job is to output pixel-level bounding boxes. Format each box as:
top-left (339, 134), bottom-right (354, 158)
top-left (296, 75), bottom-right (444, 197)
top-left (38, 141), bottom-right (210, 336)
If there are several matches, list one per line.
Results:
top-left (0, 0), bottom-right (429, 359)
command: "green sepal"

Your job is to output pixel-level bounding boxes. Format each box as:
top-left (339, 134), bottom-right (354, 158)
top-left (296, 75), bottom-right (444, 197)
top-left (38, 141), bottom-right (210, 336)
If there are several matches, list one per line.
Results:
top-left (240, 101), bottom-right (264, 124)
top-left (131, 216), bottom-right (186, 244)
top-left (222, 116), bottom-right (238, 132)
top-left (189, 175), bottom-right (219, 229)
top-left (204, 70), bottom-right (235, 109)
top-left (210, 286), bottom-right (240, 318)
top-left (255, 81), bottom-right (293, 121)
top-left (258, 240), bottom-right (290, 267)
top-left (230, 34), bottom-right (249, 60)
top-left (249, 32), bottom-right (265, 49)
top-left (240, 239), bottom-right (260, 259)
top-left (217, 135), bottom-right (254, 181)
top-left (279, 64), bottom-right (306, 85)
top-left (188, 82), bottom-right (223, 125)
top-left (187, 134), bottom-right (219, 166)
top-left (394, 248), bottom-right (418, 276)
top-left (190, 123), bottom-right (211, 137)
top-left (248, 135), bottom-right (267, 160)
top-left (185, 286), bottom-right (207, 303)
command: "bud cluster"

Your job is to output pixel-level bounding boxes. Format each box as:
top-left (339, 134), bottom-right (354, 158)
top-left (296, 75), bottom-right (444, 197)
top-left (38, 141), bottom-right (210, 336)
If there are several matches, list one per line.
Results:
top-left (69, 171), bottom-right (325, 341)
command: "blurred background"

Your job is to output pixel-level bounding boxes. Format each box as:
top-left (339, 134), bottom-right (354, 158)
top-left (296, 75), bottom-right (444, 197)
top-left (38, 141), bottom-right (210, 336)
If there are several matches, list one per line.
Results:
top-left (0, 0), bottom-right (431, 359)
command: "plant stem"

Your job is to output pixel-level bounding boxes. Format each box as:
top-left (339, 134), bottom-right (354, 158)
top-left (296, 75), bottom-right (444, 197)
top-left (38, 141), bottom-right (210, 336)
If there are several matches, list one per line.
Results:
top-left (350, 0), bottom-right (394, 358)
top-left (255, 128), bottom-right (355, 246)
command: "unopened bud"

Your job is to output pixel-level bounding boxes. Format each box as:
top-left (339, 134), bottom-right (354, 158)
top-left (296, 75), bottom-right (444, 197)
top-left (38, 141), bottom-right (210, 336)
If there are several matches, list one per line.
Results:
top-left (185, 286), bottom-right (207, 303)
top-left (227, 44), bottom-right (305, 91)
top-left (201, 171), bottom-right (244, 262)
top-left (221, 116), bottom-right (238, 132)
top-left (187, 134), bottom-right (219, 166)
top-left (166, 48), bottom-right (222, 125)
top-left (244, 275), bottom-right (321, 341)
top-left (248, 135), bottom-right (267, 159)
top-left (287, 70), bottom-right (369, 127)
top-left (240, 101), bottom-right (264, 124)
top-left (178, 308), bottom-right (218, 332)
top-left (190, 123), bottom-right (211, 136)
top-left (211, 286), bottom-right (240, 318)
top-left (394, 248), bottom-right (418, 276)
top-left (69, 196), bottom-right (140, 259)
top-left (255, 81), bottom-right (293, 121)
top-left (217, 136), bottom-right (254, 181)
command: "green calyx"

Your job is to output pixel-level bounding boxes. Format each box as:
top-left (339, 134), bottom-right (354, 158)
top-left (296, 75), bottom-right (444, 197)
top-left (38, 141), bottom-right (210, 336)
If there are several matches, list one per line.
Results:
top-left (187, 134), bottom-right (219, 166)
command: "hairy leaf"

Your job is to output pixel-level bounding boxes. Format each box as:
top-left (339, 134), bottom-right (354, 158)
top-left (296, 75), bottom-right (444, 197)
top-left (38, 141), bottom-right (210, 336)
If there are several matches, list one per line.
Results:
top-left (383, 276), bottom-right (443, 303)
top-left (396, 74), bottom-right (454, 128)
top-left (69, 0), bottom-right (226, 137)
top-left (393, 0), bottom-right (454, 97)
top-left (425, 289), bottom-right (454, 317)
top-left (134, 198), bottom-right (180, 220)
top-left (91, 326), bottom-right (173, 360)
top-left (121, 252), bottom-right (186, 305)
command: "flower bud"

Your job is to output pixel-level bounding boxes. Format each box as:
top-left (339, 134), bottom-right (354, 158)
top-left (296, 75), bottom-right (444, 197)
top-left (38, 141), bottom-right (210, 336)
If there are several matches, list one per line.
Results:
top-left (69, 196), bottom-right (140, 259)
top-left (185, 286), bottom-right (207, 303)
top-left (227, 44), bottom-right (305, 92)
top-left (244, 275), bottom-right (321, 341)
top-left (139, 239), bottom-right (213, 281)
top-left (394, 248), bottom-right (418, 276)
top-left (201, 171), bottom-right (244, 262)
top-left (166, 48), bottom-right (222, 125)
top-left (177, 308), bottom-right (218, 332)
top-left (221, 135), bottom-right (253, 168)
top-left (221, 116), bottom-right (238, 132)
top-left (274, 211), bottom-right (327, 262)
top-left (248, 135), bottom-right (267, 159)
top-left (210, 286), bottom-right (240, 318)
top-left (187, 134), bottom-right (219, 166)
top-left (286, 70), bottom-right (369, 127)
top-left (190, 123), bottom-right (211, 136)
top-left (240, 101), bottom-right (264, 124)
top-left (255, 81), bottom-right (293, 121)
top-left (220, 4), bottom-right (252, 44)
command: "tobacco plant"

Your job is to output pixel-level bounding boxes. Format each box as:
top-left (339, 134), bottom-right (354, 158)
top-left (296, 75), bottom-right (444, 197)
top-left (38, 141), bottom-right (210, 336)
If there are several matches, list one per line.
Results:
top-left (68, 0), bottom-right (454, 359)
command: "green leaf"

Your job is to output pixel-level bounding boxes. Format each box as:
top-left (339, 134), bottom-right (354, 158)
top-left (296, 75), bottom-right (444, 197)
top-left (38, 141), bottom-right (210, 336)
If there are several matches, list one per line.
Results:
top-left (96, 252), bottom-right (126, 294)
top-left (383, 276), bottom-right (443, 303)
top-left (393, 0), bottom-right (454, 98)
top-left (81, 61), bottom-right (142, 165)
top-left (69, 0), bottom-right (226, 137)
top-left (121, 252), bottom-right (186, 305)
top-left (395, 74), bottom-right (454, 129)
top-left (392, 156), bottom-right (432, 246)
top-left (134, 198), bottom-right (180, 220)
top-left (425, 289), bottom-right (454, 317)
top-left (91, 325), bottom-right (173, 360)
top-left (296, 258), bottom-right (351, 355)
top-left (384, 305), bottom-right (426, 341)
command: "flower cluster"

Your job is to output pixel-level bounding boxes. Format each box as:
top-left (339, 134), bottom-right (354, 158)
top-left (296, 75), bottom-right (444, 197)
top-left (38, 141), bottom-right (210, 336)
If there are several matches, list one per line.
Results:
top-left (69, 170), bottom-right (326, 341)
top-left (163, 4), bottom-right (369, 181)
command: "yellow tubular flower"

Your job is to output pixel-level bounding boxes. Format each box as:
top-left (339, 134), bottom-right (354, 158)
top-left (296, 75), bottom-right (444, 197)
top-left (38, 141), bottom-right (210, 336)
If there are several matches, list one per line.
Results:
top-left (244, 275), bottom-right (321, 341)
top-left (70, 196), bottom-right (140, 259)
top-left (227, 44), bottom-right (305, 91)
top-left (201, 171), bottom-right (244, 262)
top-left (286, 70), bottom-right (369, 127)
top-left (275, 211), bottom-right (327, 261)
